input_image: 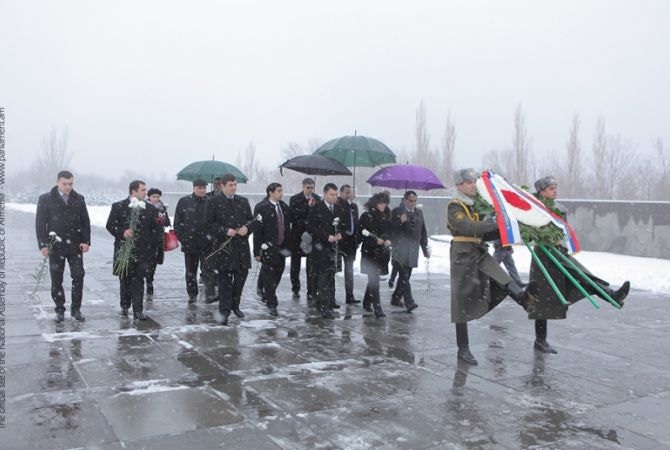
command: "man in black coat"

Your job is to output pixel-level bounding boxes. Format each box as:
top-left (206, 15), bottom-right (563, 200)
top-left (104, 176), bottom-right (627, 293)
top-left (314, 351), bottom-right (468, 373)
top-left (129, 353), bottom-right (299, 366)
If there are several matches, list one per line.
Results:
top-left (306, 183), bottom-right (346, 319)
top-left (106, 180), bottom-right (160, 321)
top-left (338, 184), bottom-right (360, 305)
top-left (253, 183), bottom-right (291, 316)
top-left (288, 177), bottom-right (321, 299)
top-left (173, 179), bottom-right (216, 303)
top-left (206, 173), bottom-right (254, 325)
top-left (35, 170), bottom-right (91, 322)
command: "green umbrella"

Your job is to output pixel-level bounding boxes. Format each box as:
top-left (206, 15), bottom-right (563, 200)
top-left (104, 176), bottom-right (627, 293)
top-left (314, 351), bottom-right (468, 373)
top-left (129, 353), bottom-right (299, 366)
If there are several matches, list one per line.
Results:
top-left (313, 133), bottom-right (396, 187)
top-left (177, 159), bottom-right (248, 183)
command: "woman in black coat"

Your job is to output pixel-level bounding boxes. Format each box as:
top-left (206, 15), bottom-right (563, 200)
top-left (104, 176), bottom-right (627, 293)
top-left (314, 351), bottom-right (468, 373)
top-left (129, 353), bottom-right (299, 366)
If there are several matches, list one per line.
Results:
top-left (358, 192), bottom-right (392, 318)
top-left (145, 188), bottom-right (172, 300)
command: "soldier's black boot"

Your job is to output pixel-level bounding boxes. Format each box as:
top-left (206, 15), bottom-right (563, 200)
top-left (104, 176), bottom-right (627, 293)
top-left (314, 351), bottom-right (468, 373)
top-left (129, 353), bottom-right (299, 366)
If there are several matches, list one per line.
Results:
top-left (505, 280), bottom-right (539, 310)
top-left (456, 323), bottom-right (478, 365)
top-left (596, 281), bottom-right (630, 308)
top-left (534, 319), bottom-right (557, 354)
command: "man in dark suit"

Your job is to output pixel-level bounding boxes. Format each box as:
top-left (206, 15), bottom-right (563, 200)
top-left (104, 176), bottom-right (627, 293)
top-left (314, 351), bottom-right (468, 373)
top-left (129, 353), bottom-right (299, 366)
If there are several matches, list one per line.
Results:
top-left (35, 170), bottom-right (91, 322)
top-left (338, 184), bottom-right (360, 305)
top-left (390, 190), bottom-right (430, 313)
top-left (106, 180), bottom-right (160, 321)
top-left (288, 177), bottom-right (321, 299)
top-left (206, 173), bottom-right (254, 326)
top-left (306, 183), bottom-right (346, 319)
top-left (173, 179), bottom-right (216, 303)
top-left (253, 183), bottom-right (291, 316)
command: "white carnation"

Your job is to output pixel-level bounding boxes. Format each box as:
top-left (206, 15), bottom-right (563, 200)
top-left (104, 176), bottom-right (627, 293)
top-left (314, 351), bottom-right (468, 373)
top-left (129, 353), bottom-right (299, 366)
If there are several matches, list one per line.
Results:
top-left (362, 229), bottom-right (370, 237)
top-left (416, 204), bottom-right (423, 210)
top-left (261, 243), bottom-right (269, 250)
top-left (49, 231), bottom-right (56, 237)
top-left (256, 214), bottom-right (263, 222)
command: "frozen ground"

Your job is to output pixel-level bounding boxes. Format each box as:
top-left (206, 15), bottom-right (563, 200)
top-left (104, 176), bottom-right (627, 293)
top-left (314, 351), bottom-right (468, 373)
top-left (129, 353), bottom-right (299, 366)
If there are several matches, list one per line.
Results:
top-left (2, 207), bottom-right (669, 449)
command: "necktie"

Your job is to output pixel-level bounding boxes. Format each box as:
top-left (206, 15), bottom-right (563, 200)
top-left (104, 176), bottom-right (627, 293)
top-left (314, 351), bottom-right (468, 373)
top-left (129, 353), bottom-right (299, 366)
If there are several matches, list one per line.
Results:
top-left (62, 193), bottom-right (69, 205)
top-left (276, 204), bottom-right (284, 245)
top-left (348, 205), bottom-right (355, 235)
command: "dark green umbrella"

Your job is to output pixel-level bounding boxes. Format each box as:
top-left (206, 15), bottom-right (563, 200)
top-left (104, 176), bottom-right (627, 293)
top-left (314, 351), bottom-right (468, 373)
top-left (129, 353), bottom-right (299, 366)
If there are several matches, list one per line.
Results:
top-left (313, 132), bottom-right (396, 186)
top-left (177, 159), bottom-right (248, 183)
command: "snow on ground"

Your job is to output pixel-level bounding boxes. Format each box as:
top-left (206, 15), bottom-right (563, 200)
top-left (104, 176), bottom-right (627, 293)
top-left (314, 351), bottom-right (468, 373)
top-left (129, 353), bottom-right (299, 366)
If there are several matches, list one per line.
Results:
top-left (10, 202), bottom-right (670, 295)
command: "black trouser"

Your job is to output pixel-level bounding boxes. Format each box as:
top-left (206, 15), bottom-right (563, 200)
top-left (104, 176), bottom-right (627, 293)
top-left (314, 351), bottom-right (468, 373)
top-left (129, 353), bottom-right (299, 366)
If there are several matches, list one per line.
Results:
top-left (364, 272), bottom-right (381, 306)
top-left (184, 252), bottom-right (215, 297)
top-left (392, 267), bottom-right (414, 305)
top-left (261, 254), bottom-right (286, 308)
top-left (145, 250), bottom-right (161, 294)
top-left (390, 261), bottom-right (400, 284)
top-left (315, 270), bottom-right (335, 310)
top-left (49, 251), bottom-right (85, 313)
top-left (343, 251), bottom-right (356, 301)
top-left (120, 274), bottom-right (144, 313)
top-left (217, 269), bottom-right (249, 313)
top-left (535, 319), bottom-right (548, 340)
top-left (456, 322), bottom-right (469, 348)
top-left (290, 254), bottom-right (314, 296)
top-left (493, 247), bottom-right (523, 286)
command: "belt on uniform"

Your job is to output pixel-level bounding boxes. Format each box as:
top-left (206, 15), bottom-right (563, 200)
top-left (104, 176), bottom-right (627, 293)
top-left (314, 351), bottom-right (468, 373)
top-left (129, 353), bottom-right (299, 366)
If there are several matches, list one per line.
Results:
top-left (452, 236), bottom-right (482, 244)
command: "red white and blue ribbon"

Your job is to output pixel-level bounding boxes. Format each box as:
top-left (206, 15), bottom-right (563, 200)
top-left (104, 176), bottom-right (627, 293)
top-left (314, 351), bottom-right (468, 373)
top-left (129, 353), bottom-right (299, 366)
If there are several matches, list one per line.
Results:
top-left (477, 170), bottom-right (581, 254)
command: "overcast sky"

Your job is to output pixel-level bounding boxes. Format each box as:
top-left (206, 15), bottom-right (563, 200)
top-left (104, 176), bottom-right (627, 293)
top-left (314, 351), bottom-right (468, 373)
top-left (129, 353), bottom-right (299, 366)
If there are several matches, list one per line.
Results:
top-left (2, 0), bottom-right (669, 179)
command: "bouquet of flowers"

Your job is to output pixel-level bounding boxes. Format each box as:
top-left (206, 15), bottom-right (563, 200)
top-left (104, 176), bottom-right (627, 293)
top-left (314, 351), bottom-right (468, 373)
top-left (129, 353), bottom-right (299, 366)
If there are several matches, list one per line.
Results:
top-left (113, 197), bottom-right (146, 277)
top-left (207, 214), bottom-right (263, 260)
top-left (361, 228), bottom-right (404, 268)
top-left (332, 217), bottom-right (343, 273)
top-left (31, 232), bottom-right (62, 298)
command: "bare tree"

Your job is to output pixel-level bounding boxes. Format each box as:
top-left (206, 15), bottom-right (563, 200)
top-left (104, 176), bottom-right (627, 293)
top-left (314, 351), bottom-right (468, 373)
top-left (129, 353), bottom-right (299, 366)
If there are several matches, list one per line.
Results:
top-left (483, 148), bottom-right (515, 179)
top-left (653, 138), bottom-right (670, 200)
top-left (603, 134), bottom-right (635, 199)
top-left (440, 111), bottom-right (456, 186)
top-left (415, 100), bottom-right (431, 166)
top-left (511, 104), bottom-right (530, 184)
top-left (563, 114), bottom-right (583, 198)
top-left (35, 127), bottom-right (73, 185)
top-left (592, 118), bottom-right (607, 198)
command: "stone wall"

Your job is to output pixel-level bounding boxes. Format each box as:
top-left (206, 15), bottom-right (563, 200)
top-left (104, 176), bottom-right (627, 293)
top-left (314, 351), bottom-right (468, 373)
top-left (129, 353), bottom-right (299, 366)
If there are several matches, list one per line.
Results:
top-left (161, 192), bottom-right (670, 259)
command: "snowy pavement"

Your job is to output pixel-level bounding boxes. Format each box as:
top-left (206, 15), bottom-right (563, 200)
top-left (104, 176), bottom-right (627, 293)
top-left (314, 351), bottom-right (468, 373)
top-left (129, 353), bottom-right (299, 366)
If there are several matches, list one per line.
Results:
top-left (2, 208), bottom-right (670, 449)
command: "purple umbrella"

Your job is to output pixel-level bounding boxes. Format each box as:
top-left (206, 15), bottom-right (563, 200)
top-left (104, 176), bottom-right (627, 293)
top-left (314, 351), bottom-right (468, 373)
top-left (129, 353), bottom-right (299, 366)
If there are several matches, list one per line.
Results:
top-left (366, 164), bottom-right (446, 191)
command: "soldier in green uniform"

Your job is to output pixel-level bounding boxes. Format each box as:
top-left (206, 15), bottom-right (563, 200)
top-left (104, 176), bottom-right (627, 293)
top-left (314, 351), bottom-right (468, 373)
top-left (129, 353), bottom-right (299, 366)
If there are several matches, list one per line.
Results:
top-left (528, 176), bottom-right (631, 354)
top-left (447, 168), bottom-right (538, 365)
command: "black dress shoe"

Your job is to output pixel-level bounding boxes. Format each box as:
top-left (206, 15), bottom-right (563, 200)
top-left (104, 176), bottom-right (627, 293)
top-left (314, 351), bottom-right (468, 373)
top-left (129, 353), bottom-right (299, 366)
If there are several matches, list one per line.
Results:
top-left (457, 347), bottom-right (478, 365)
top-left (321, 309), bottom-right (335, 319)
top-left (188, 295), bottom-right (198, 304)
top-left (133, 312), bottom-right (147, 321)
top-left (268, 307), bottom-right (278, 316)
top-left (391, 298), bottom-right (405, 307)
top-left (55, 311), bottom-right (65, 322)
top-left (406, 302), bottom-right (418, 313)
top-left (363, 303), bottom-right (373, 313)
top-left (71, 310), bottom-right (85, 321)
top-left (220, 312), bottom-right (230, 326)
top-left (346, 298), bottom-right (361, 305)
top-left (388, 280), bottom-right (394, 288)
top-left (233, 309), bottom-right (245, 318)
top-left (204, 296), bottom-right (218, 304)
top-left (332, 303), bottom-right (341, 309)
top-left (373, 304), bottom-right (386, 318)
top-left (534, 339), bottom-right (558, 354)
top-left (292, 290), bottom-right (300, 299)
top-left (120, 307), bottom-right (129, 317)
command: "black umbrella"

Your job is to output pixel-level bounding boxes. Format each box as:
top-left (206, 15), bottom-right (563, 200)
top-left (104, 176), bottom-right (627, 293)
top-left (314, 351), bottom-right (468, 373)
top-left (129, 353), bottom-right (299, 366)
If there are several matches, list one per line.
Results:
top-left (279, 155), bottom-right (352, 176)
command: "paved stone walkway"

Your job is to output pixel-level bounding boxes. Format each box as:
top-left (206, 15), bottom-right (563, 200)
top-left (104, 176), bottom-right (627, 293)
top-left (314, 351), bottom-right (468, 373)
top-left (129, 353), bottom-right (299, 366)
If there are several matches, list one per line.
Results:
top-left (1, 209), bottom-right (669, 449)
